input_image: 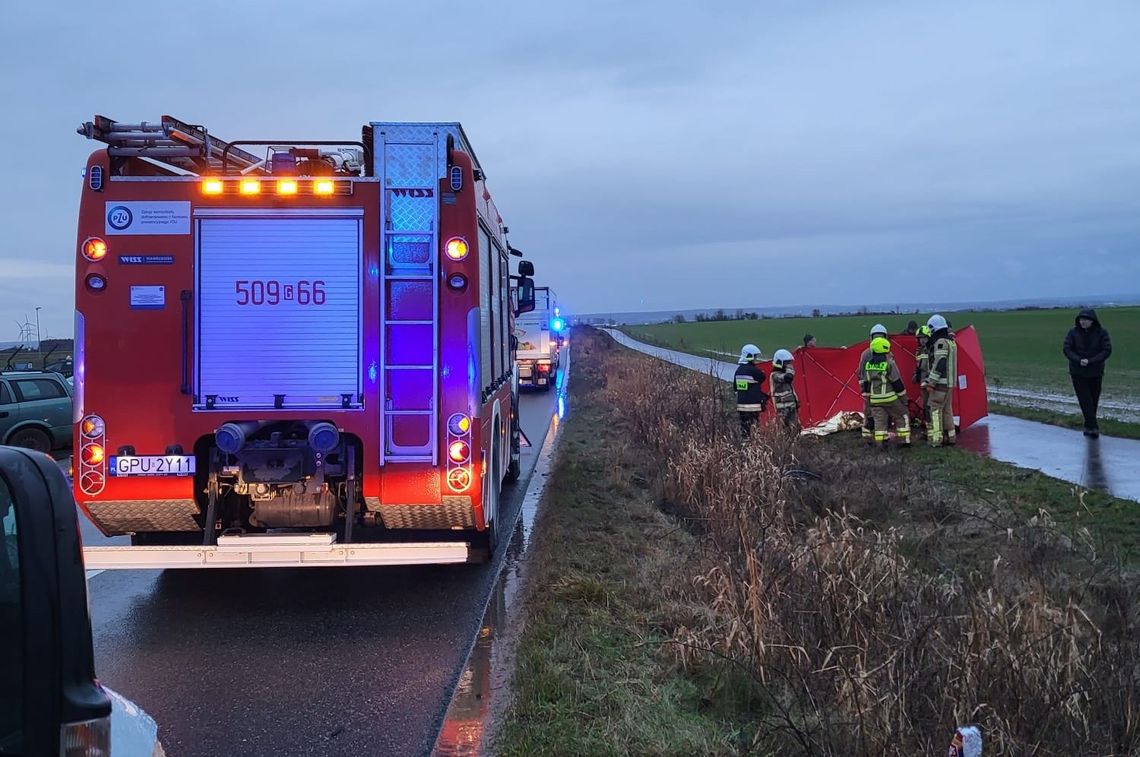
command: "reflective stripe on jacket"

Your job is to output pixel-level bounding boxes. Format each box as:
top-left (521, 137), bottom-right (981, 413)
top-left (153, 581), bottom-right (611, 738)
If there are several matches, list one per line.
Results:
top-left (862, 355), bottom-right (906, 405)
top-left (771, 367), bottom-right (798, 409)
top-left (926, 335), bottom-right (957, 388)
top-left (914, 350), bottom-right (930, 384)
top-left (734, 363), bottom-right (768, 412)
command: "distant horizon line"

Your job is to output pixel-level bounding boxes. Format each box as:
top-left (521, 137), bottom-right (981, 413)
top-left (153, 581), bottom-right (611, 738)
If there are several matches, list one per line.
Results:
top-left (579, 293), bottom-right (1140, 320)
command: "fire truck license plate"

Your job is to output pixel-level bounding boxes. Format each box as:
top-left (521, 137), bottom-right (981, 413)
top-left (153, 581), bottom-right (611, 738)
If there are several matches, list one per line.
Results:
top-left (110, 456), bottom-right (197, 477)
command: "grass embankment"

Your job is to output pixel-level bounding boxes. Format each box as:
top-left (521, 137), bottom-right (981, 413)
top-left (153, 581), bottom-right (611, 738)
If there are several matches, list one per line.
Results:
top-left (496, 335), bottom-right (745, 755)
top-left (498, 328), bottom-right (1139, 756)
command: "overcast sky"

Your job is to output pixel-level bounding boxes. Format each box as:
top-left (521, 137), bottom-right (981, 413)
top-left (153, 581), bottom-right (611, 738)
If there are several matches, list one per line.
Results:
top-left (2, 0), bottom-right (1139, 337)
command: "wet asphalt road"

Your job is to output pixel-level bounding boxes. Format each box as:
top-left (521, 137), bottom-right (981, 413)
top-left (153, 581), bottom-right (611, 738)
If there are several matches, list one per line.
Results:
top-left (81, 383), bottom-right (561, 757)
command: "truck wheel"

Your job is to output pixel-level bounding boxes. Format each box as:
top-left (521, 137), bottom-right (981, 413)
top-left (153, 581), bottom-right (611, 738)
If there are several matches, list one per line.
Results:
top-left (8, 427), bottom-right (51, 453)
top-left (471, 450), bottom-right (500, 562)
top-left (506, 397), bottom-right (522, 483)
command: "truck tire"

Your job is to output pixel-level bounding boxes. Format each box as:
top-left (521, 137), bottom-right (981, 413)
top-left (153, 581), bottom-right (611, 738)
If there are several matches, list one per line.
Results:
top-left (8, 427), bottom-right (52, 454)
top-left (506, 395), bottom-right (522, 483)
top-left (471, 449), bottom-right (500, 562)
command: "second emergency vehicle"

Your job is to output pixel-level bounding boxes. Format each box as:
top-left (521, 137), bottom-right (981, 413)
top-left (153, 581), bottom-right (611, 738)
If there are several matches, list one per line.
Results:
top-left (514, 287), bottom-right (563, 391)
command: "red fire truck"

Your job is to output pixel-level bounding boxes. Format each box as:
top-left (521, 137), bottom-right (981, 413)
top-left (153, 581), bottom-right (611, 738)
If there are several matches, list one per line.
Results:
top-left (72, 116), bottom-right (536, 568)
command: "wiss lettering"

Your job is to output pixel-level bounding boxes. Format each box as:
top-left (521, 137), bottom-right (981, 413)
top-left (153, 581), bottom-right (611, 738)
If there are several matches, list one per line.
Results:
top-left (390, 188), bottom-right (433, 198)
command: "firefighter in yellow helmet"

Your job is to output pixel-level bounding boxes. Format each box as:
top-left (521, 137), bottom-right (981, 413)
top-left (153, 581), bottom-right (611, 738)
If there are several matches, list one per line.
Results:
top-left (857, 324), bottom-right (889, 443)
top-left (861, 336), bottom-right (911, 447)
top-left (770, 349), bottom-right (799, 430)
top-left (922, 314), bottom-right (958, 447)
top-left (734, 344), bottom-right (768, 436)
top-left (912, 325), bottom-right (933, 438)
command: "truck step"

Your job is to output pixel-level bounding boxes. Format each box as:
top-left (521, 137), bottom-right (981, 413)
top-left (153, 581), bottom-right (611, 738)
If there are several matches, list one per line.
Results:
top-left (83, 534), bottom-right (469, 569)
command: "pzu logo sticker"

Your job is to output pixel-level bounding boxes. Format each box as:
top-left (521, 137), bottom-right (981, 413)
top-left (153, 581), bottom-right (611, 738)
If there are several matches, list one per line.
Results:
top-left (107, 205), bottom-right (133, 231)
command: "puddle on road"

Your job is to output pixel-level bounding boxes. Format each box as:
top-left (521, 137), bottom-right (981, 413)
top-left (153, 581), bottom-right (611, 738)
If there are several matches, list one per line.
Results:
top-left (433, 358), bottom-right (568, 756)
top-left (958, 414), bottom-right (1140, 502)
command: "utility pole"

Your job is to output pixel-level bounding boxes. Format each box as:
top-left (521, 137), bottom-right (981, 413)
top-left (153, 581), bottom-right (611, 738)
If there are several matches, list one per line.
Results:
top-left (35, 307), bottom-right (42, 351)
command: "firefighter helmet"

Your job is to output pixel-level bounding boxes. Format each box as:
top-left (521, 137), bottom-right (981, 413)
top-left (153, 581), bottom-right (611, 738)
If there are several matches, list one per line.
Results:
top-left (927, 314), bottom-right (948, 332)
top-left (917, 325), bottom-right (932, 338)
top-left (773, 349), bottom-right (794, 368)
top-left (870, 323), bottom-right (888, 337)
top-left (738, 344), bottom-right (762, 364)
top-left (870, 336), bottom-right (892, 355)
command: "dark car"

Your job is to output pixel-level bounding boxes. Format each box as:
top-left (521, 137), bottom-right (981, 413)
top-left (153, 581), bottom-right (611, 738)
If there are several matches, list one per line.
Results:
top-left (1, 446), bottom-right (163, 755)
top-left (0, 371), bottom-right (72, 453)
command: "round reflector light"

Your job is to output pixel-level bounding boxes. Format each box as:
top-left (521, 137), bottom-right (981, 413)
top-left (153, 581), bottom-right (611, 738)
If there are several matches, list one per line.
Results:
top-left (446, 273), bottom-right (468, 292)
top-left (447, 413), bottom-right (472, 436)
top-left (81, 443), bottom-right (105, 466)
top-left (448, 440), bottom-right (470, 463)
top-left (85, 273), bottom-right (107, 292)
top-left (447, 467), bottom-right (471, 492)
top-left (445, 237), bottom-right (469, 261)
top-left (81, 415), bottom-right (105, 438)
top-left (80, 470), bottom-right (105, 495)
top-left (82, 237), bottom-right (108, 262)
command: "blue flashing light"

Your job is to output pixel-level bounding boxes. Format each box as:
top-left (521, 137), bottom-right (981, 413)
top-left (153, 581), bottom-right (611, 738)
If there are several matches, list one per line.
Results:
top-left (368, 265), bottom-right (380, 280)
top-left (368, 361), bottom-right (378, 383)
top-left (550, 317), bottom-right (565, 332)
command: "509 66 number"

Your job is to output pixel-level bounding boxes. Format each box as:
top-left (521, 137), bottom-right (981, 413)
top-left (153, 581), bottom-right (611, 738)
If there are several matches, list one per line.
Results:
top-left (235, 280), bottom-right (327, 306)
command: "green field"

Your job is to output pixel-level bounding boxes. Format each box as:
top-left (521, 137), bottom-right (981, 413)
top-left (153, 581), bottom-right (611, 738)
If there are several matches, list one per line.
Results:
top-left (623, 306), bottom-right (1140, 403)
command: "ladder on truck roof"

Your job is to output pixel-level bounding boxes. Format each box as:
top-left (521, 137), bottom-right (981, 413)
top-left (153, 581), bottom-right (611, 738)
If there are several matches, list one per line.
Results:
top-left (78, 115), bottom-right (264, 173)
top-left (374, 125), bottom-right (452, 465)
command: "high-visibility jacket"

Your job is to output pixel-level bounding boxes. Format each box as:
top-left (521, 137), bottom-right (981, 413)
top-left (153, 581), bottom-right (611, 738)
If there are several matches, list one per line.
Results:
top-left (861, 354), bottom-right (907, 405)
top-left (913, 348), bottom-right (930, 385)
top-left (734, 363), bottom-right (768, 412)
top-left (770, 366), bottom-right (798, 410)
top-left (926, 333), bottom-right (957, 388)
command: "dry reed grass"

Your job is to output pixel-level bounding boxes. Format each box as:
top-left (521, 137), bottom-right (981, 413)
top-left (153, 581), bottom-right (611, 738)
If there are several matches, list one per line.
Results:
top-left (585, 329), bottom-right (1139, 755)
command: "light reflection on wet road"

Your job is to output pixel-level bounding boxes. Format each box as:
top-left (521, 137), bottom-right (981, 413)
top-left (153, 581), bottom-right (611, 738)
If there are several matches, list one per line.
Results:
top-left (958, 414), bottom-right (1140, 502)
top-left (433, 349), bottom-right (569, 755)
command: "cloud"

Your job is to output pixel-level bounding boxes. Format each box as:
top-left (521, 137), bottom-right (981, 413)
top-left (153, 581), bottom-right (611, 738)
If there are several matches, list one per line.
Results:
top-left (2, 0), bottom-right (1139, 332)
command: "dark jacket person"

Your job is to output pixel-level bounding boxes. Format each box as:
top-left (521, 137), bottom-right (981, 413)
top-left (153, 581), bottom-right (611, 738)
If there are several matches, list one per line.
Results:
top-left (1062, 308), bottom-right (1112, 437)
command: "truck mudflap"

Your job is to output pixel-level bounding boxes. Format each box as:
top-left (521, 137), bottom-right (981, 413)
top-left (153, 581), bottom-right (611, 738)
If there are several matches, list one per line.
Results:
top-left (83, 533), bottom-right (470, 569)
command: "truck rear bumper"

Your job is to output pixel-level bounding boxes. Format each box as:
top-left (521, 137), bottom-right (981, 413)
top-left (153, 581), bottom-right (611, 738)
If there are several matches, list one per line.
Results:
top-left (83, 533), bottom-right (470, 569)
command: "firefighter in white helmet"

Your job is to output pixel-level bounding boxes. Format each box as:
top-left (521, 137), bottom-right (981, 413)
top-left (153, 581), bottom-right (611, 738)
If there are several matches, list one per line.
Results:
top-left (734, 344), bottom-right (768, 436)
top-left (857, 324), bottom-right (890, 443)
top-left (770, 349), bottom-right (799, 430)
top-left (922, 314), bottom-right (958, 447)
